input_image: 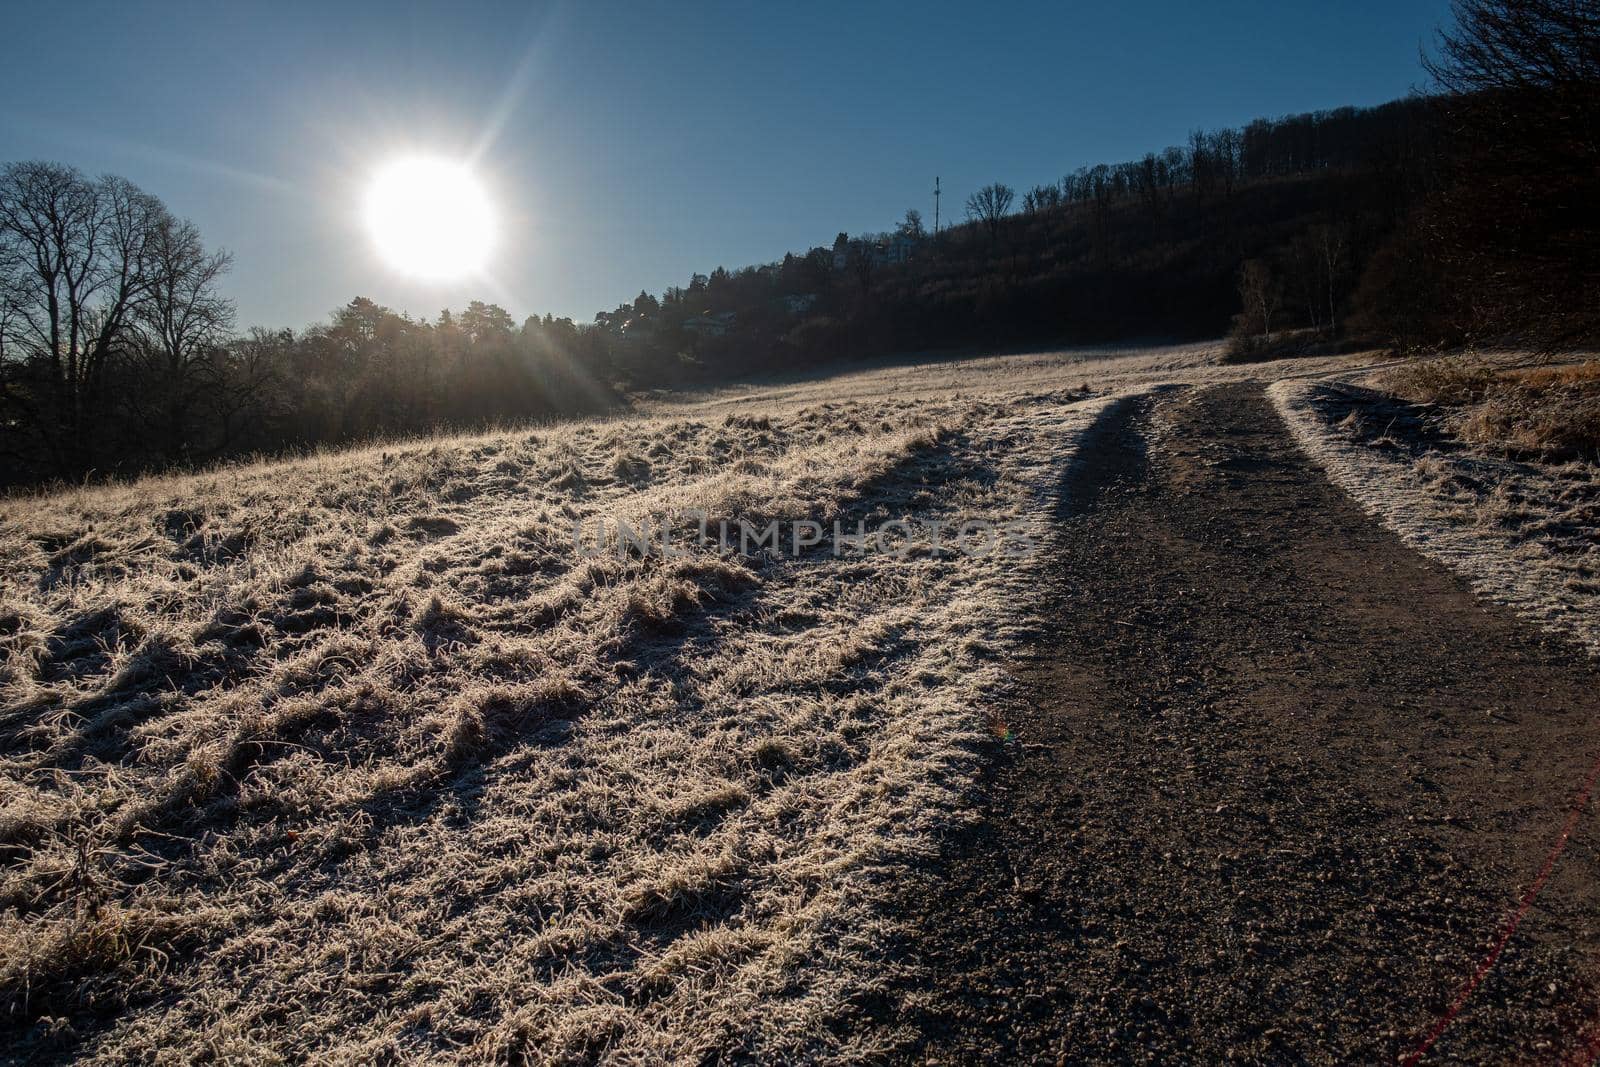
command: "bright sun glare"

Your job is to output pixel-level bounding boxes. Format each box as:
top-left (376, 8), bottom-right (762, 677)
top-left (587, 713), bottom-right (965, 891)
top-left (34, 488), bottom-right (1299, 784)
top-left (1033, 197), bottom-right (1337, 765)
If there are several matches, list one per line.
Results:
top-left (364, 157), bottom-right (494, 280)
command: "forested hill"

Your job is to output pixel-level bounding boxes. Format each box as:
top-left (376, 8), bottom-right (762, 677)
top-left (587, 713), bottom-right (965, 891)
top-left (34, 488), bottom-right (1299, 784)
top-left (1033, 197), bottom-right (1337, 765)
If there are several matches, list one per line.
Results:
top-left (597, 97), bottom-right (1439, 385)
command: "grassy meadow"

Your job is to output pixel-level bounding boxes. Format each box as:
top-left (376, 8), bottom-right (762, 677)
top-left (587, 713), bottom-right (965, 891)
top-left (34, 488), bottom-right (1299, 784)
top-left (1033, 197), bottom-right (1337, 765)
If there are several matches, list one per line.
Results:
top-left (0, 344), bottom-right (1182, 1062)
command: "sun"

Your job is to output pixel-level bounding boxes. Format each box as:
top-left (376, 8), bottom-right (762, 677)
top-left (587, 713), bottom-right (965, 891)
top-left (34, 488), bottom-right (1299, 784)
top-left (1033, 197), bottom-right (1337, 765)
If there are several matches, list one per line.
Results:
top-left (364, 157), bottom-right (494, 279)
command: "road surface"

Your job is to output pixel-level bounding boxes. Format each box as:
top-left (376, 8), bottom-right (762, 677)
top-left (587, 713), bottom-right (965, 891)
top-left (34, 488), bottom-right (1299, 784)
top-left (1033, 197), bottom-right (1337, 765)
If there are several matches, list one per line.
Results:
top-left (885, 382), bottom-right (1600, 1064)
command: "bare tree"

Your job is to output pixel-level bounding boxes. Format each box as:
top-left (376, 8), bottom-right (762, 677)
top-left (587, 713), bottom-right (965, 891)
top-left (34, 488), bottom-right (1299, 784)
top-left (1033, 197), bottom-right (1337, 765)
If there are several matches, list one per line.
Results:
top-left (1136, 153), bottom-right (1162, 217)
top-left (1089, 165), bottom-right (1113, 267)
top-left (1425, 0), bottom-right (1600, 95)
top-left (897, 208), bottom-right (926, 239)
top-left (0, 225), bottom-right (28, 429)
top-left (213, 327), bottom-right (289, 453)
top-left (1213, 128), bottom-right (1240, 199)
top-left (1021, 184), bottom-right (1060, 214)
top-left (1237, 260), bottom-right (1283, 341)
top-left (1187, 130), bottom-right (1213, 202)
top-left (1416, 0), bottom-right (1600, 347)
top-left (1285, 232), bottom-right (1323, 333)
top-left (1314, 223), bottom-right (1346, 335)
top-left (965, 183), bottom-right (1014, 240)
top-left (0, 162), bottom-right (170, 471)
top-left (133, 215), bottom-right (234, 461)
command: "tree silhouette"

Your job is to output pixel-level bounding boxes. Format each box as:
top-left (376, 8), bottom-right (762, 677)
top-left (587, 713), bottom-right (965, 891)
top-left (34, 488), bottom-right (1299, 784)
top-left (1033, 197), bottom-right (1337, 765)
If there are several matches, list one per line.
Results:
top-left (0, 162), bottom-right (187, 470)
top-left (1236, 260), bottom-right (1283, 341)
top-left (965, 183), bottom-right (1014, 240)
top-left (1415, 0), bottom-right (1600, 346)
top-left (134, 214), bottom-right (234, 461)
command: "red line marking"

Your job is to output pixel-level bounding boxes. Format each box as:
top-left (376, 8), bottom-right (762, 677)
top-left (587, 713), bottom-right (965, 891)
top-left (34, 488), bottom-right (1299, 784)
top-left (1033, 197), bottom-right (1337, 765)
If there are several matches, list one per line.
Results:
top-left (1568, 1020), bottom-right (1600, 1067)
top-left (1402, 747), bottom-right (1600, 1066)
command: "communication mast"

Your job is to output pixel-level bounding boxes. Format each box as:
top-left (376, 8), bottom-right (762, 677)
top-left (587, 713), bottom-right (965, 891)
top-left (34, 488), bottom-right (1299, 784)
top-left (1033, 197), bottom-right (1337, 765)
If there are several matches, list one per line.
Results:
top-left (933, 176), bottom-right (941, 235)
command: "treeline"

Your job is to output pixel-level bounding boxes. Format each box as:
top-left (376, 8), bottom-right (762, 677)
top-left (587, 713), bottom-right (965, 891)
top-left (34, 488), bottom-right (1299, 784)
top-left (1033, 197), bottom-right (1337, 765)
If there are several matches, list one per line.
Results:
top-left (593, 96), bottom-right (1438, 376)
top-left (603, 0), bottom-right (1593, 375)
top-left (0, 100), bottom-right (1438, 486)
top-left (3, 0), bottom-right (1592, 486)
top-left (219, 303), bottom-right (612, 460)
top-left (0, 163), bottom-right (614, 487)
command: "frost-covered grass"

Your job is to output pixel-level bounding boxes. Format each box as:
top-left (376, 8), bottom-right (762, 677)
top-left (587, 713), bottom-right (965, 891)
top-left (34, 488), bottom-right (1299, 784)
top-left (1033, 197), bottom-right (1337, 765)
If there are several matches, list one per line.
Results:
top-left (1382, 357), bottom-right (1600, 459)
top-left (1272, 376), bottom-right (1600, 655)
top-left (0, 345), bottom-right (1144, 1063)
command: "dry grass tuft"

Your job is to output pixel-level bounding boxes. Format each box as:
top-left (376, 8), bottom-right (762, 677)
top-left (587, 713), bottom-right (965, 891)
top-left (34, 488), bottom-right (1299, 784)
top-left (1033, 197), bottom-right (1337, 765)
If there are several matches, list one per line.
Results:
top-left (1384, 358), bottom-right (1600, 459)
top-left (1383, 357), bottom-right (1500, 407)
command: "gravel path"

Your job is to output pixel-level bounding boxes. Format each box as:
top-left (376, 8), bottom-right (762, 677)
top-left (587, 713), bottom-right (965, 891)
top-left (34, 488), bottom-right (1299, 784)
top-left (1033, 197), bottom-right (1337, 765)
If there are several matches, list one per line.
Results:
top-left (884, 382), bottom-right (1600, 1064)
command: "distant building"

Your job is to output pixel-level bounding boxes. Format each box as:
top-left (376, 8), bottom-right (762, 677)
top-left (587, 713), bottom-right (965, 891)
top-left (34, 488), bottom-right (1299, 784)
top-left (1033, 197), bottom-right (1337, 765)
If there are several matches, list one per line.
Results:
top-left (683, 310), bottom-right (737, 337)
top-left (783, 293), bottom-right (818, 315)
top-left (833, 235), bottom-right (919, 272)
top-left (879, 232), bottom-right (917, 265)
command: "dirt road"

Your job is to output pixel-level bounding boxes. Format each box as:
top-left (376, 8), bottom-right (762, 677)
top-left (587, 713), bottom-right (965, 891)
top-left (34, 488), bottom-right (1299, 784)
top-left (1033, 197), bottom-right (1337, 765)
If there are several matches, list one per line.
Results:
top-left (884, 382), bottom-right (1600, 1063)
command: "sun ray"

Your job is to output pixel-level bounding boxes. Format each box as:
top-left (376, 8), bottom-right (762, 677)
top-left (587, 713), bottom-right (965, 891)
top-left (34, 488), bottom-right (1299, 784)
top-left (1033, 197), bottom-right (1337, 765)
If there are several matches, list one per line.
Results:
top-left (469, 5), bottom-right (562, 166)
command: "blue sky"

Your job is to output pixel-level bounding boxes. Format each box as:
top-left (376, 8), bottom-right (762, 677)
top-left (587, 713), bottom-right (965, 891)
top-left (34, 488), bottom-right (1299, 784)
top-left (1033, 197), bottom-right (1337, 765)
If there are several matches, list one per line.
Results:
top-left (0, 1), bottom-right (1453, 331)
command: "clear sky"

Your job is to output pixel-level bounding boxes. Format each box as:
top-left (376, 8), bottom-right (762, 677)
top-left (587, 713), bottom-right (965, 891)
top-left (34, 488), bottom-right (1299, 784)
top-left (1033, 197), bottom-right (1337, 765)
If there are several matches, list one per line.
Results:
top-left (0, 0), bottom-right (1454, 332)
